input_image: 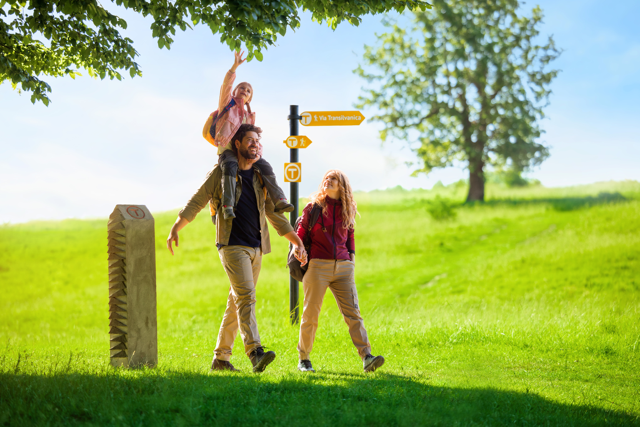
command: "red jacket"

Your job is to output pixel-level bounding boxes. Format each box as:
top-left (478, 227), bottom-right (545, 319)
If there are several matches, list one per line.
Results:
top-left (297, 198), bottom-right (355, 260)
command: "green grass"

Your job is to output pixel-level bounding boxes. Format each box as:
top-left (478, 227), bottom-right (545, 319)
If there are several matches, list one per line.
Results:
top-left (1, 180), bottom-right (639, 425)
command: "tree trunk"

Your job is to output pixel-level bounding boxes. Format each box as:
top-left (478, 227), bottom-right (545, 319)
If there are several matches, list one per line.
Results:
top-left (467, 157), bottom-right (485, 202)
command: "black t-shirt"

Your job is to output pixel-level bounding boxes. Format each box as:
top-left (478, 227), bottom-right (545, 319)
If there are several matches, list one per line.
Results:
top-left (226, 168), bottom-right (261, 248)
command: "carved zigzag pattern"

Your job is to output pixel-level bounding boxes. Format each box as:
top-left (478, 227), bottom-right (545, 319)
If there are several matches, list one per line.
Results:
top-left (107, 216), bottom-right (128, 361)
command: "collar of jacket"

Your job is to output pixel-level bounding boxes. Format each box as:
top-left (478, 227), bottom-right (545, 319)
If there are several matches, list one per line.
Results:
top-left (326, 197), bottom-right (340, 206)
top-left (231, 95), bottom-right (246, 109)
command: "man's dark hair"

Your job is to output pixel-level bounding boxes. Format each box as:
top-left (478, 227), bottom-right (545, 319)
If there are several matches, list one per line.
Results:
top-left (231, 124), bottom-right (262, 157)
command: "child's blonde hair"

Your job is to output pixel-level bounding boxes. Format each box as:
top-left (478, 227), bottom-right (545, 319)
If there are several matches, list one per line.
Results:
top-left (309, 170), bottom-right (358, 229)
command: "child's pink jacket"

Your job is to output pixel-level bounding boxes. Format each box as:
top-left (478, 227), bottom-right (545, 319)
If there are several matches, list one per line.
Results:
top-left (202, 70), bottom-right (257, 149)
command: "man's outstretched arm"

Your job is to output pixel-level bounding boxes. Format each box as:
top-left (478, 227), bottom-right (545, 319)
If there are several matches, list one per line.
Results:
top-left (167, 216), bottom-right (190, 255)
top-left (169, 166), bottom-right (220, 255)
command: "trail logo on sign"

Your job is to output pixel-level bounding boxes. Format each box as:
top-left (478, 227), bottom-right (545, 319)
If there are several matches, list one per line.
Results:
top-left (284, 163), bottom-right (302, 183)
top-left (283, 136), bottom-right (313, 149)
top-left (300, 113), bottom-right (312, 126)
top-left (126, 205), bottom-right (146, 219)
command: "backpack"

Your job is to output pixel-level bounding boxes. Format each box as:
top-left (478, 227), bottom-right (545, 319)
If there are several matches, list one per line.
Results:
top-left (287, 204), bottom-right (322, 281)
top-left (202, 99), bottom-right (236, 147)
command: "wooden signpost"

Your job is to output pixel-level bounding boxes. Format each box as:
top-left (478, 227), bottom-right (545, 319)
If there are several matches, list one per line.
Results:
top-left (286, 106), bottom-right (365, 324)
top-left (107, 204), bottom-right (158, 368)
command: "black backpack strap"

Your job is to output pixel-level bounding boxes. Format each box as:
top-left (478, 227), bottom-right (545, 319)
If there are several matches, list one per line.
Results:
top-left (300, 203), bottom-right (322, 248)
top-left (209, 99), bottom-right (237, 139)
top-left (308, 203), bottom-right (322, 230)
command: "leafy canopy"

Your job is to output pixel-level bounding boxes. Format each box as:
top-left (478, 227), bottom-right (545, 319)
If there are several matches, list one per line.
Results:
top-left (355, 0), bottom-right (561, 201)
top-left (1, 0), bottom-right (430, 105)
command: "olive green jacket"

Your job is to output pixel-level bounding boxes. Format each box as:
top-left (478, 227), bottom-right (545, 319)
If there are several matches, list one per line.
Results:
top-left (178, 165), bottom-right (293, 254)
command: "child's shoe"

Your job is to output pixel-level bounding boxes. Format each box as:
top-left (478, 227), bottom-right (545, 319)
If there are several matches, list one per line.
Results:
top-left (223, 206), bottom-right (236, 220)
top-left (274, 200), bottom-right (295, 213)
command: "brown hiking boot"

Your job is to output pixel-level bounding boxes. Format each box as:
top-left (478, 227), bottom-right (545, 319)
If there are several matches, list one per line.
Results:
top-left (210, 358), bottom-right (239, 372)
top-left (363, 354), bottom-right (385, 373)
top-left (249, 346), bottom-right (276, 373)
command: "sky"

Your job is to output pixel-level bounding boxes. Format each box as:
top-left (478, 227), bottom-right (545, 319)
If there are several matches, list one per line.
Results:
top-left (1, 0), bottom-right (639, 224)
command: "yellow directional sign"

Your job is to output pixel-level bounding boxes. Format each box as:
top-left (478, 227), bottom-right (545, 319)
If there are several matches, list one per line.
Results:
top-left (283, 135), bottom-right (313, 149)
top-left (284, 163), bottom-right (302, 183)
top-left (300, 111), bottom-right (365, 126)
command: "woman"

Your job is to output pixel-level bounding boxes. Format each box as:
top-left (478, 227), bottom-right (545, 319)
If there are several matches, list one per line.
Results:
top-left (295, 170), bottom-right (384, 373)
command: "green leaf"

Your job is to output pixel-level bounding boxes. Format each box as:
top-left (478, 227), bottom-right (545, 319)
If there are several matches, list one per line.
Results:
top-left (254, 50), bottom-right (263, 62)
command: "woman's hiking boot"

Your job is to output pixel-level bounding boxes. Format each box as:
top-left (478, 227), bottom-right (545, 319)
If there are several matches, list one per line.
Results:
top-left (297, 359), bottom-right (315, 372)
top-left (249, 346), bottom-right (276, 373)
top-left (210, 358), bottom-right (239, 372)
top-left (363, 354), bottom-right (385, 373)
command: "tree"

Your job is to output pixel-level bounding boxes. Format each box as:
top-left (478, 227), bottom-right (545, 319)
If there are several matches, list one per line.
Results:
top-left (355, 0), bottom-right (561, 201)
top-left (1, 0), bottom-right (429, 105)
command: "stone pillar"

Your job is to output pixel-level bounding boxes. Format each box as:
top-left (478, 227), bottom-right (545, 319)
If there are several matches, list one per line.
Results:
top-left (107, 205), bottom-right (157, 368)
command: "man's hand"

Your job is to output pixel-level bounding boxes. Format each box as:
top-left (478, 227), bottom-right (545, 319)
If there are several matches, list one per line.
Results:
top-left (167, 216), bottom-right (190, 255)
top-left (231, 50), bottom-right (246, 72)
top-left (167, 227), bottom-right (179, 255)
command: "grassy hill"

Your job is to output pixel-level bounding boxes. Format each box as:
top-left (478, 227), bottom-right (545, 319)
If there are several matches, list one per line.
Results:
top-left (1, 181), bottom-right (639, 425)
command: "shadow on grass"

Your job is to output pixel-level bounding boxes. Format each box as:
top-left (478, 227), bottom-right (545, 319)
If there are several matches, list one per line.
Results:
top-left (471, 191), bottom-right (629, 212)
top-left (1, 370), bottom-right (637, 426)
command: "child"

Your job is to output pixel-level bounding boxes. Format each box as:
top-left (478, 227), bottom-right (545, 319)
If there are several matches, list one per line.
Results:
top-left (203, 51), bottom-right (294, 220)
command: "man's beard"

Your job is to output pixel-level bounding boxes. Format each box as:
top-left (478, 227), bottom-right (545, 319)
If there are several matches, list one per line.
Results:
top-left (239, 146), bottom-right (258, 160)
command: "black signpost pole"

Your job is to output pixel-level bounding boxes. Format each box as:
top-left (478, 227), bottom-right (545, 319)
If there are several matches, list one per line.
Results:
top-left (288, 105), bottom-right (301, 325)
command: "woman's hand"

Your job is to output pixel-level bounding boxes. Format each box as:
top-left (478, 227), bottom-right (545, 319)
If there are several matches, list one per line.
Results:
top-left (231, 50), bottom-right (246, 72)
top-left (350, 253), bottom-right (355, 262)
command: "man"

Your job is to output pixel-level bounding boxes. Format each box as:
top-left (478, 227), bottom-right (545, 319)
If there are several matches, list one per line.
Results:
top-left (167, 124), bottom-right (306, 372)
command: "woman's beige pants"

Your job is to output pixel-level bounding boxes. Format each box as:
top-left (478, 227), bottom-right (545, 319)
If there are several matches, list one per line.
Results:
top-left (298, 258), bottom-right (371, 361)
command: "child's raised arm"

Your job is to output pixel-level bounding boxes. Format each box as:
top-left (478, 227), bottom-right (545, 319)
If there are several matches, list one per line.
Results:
top-left (219, 51), bottom-right (245, 112)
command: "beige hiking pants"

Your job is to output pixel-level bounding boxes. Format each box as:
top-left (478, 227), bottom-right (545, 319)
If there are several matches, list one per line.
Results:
top-left (298, 258), bottom-right (371, 361)
top-left (214, 245), bottom-right (262, 361)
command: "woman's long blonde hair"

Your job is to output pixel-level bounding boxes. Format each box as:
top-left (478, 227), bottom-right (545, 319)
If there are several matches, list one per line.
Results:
top-left (309, 170), bottom-right (358, 229)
